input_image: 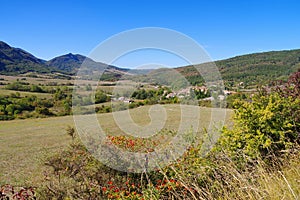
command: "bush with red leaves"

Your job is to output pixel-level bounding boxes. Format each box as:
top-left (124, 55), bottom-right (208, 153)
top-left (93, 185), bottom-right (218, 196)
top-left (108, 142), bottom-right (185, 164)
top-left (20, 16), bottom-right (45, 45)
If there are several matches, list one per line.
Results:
top-left (0, 185), bottom-right (35, 200)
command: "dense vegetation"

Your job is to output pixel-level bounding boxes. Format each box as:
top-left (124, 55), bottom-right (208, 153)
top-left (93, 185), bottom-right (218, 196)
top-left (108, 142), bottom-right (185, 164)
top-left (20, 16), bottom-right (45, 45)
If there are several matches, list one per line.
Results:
top-left (176, 49), bottom-right (300, 88)
top-left (0, 80), bottom-right (73, 119)
top-left (0, 88), bottom-right (71, 120)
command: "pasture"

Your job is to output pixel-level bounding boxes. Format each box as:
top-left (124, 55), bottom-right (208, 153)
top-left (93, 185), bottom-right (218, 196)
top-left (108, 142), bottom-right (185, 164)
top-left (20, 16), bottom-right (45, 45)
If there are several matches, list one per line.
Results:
top-left (0, 104), bottom-right (232, 186)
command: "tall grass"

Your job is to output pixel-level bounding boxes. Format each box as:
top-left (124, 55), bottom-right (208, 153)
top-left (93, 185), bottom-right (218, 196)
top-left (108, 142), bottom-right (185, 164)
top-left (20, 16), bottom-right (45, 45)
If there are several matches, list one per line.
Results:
top-left (36, 136), bottom-right (300, 199)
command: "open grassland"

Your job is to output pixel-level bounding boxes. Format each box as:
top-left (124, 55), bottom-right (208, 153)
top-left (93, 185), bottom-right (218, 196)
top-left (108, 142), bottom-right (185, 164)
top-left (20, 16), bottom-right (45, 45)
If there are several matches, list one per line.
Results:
top-left (96, 104), bottom-right (232, 135)
top-left (0, 89), bottom-right (53, 99)
top-left (0, 105), bottom-right (232, 186)
top-left (0, 75), bottom-right (151, 87)
top-left (0, 116), bottom-right (73, 186)
top-left (0, 75), bottom-right (155, 98)
top-left (0, 75), bottom-right (75, 85)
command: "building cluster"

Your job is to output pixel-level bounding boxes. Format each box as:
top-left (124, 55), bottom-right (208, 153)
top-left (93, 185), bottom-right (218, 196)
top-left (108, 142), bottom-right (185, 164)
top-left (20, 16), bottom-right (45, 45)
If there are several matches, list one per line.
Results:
top-left (111, 85), bottom-right (236, 103)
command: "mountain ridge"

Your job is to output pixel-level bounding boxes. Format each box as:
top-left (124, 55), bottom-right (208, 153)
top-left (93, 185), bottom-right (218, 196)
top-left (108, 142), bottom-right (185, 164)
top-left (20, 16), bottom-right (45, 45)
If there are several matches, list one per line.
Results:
top-left (0, 41), bottom-right (129, 77)
top-left (174, 48), bottom-right (300, 87)
top-left (1, 40), bottom-right (299, 86)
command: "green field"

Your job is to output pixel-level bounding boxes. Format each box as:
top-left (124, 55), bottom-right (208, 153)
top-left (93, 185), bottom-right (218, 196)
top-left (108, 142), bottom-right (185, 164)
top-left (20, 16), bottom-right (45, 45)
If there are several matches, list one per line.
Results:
top-left (0, 105), bottom-right (232, 186)
top-left (0, 116), bottom-right (73, 186)
top-left (0, 89), bottom-right (53, 99)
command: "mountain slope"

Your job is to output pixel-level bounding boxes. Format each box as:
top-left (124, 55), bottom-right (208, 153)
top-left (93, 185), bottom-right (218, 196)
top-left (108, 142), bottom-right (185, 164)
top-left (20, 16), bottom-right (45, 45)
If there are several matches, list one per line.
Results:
top-left (46, 53), bottom-right (87, 73)
top-left (175, 49), bottom-right (300, 87)
top-left (0, 41), bottom-right (129, 78)
top-left (46, 53), bottom-right (111, 74)
top-left (46, 53), bottom-right (129, 73)
top-left (0, 41), bottom-right (45, 64)
top-left (0, 41), bottom-right (52, 74)
top-left (47, 53), bottom-right (131, 81)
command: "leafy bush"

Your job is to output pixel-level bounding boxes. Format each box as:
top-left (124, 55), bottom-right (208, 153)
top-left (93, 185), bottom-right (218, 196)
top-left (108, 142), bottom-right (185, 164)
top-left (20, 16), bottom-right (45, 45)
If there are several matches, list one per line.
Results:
top-left (219, 92), bottom-right (300, 159)
top-left (95, 90), bottom-right (110, 104)
top-left (6, 81), bottom-right (46, 93)
top-left (39, 130), bottom-right (300, 199)
top-left (39, 140), bottom-right (145, 199)
top-left (275, 68), bottom-right (300, 99)
top-left (0, 185), bottom-right (36, 200)
top-left (219, 70), bottom-right (300, 159)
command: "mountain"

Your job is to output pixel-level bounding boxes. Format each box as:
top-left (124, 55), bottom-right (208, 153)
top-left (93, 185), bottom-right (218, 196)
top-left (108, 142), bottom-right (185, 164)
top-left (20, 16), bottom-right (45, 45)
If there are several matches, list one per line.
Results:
top-left (0, 41), bottom-right (129, 79)
top-left (47, 53), bottom-right (132, 81)
top-left (0, 41), bottom-right (45, 64)
top-left (46, 53), bottom-right (130, 74)
top-left (1, 40), bottom-right (300, 85)
top-left (46, 53), bottom-right (87, 73)
top-left (0, 41), bottom-right (53, 74)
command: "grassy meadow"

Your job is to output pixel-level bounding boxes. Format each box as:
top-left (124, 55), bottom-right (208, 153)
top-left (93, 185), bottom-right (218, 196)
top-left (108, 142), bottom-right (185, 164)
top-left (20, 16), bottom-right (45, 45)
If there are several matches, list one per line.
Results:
top-left (0, 104), bottom-right (232, 186)
top-left (0, 116), bottom-right (73, 185)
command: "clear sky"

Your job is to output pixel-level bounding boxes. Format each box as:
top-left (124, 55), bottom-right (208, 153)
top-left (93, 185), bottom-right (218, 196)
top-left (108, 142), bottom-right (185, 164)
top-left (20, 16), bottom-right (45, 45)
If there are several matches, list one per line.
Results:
top-left (1, 0), bottom-right (300, 68)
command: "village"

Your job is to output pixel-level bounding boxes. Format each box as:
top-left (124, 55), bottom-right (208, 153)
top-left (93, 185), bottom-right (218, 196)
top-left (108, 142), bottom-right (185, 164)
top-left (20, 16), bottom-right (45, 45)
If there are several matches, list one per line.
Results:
top-left (110, 84), bottom-right (237, 104)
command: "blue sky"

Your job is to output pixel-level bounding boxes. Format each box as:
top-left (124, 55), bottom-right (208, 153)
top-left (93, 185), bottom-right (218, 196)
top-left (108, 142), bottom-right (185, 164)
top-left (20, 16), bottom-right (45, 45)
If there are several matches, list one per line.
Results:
top-left (0, 0), bottom-right (300, 68)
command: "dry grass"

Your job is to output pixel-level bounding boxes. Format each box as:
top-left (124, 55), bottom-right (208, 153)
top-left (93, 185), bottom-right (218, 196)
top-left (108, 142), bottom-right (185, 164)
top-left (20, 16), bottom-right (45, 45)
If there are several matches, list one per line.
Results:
top-left (0, 116), bottom-right (73, 186)
top-left (0, 75), bottom-right (75, 85)
top-left (154, 150), bottom-right (300, 200)
top-left (257, 153), bottom-right (300, 200)
top-left (0, 105), bottom-right (232, 187)
top-left (0, 89), bottom-right (53, 99)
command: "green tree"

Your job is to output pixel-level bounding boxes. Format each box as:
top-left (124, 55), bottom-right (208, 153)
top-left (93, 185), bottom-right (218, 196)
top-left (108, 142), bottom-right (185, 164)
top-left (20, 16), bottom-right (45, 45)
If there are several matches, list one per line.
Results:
top-left (95, 90), bottom-right (110, 104)
top-left (6, 104), bottom-right (15, 115)
top-left (30, 84), bottom-right (44, 93)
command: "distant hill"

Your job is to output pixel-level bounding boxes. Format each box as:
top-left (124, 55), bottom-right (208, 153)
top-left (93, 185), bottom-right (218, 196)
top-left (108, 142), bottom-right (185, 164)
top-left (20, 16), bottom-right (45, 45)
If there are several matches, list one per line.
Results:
top-left (175, 49), bottom-right (300, 87)
top-left (1, 40), bottom-right (299, 85)
top-left (133, 49), bottom-right (300, 88)
top-left (0, 41), bottom-right (130, 79)
top-left (47, 53), bottom-right (134, 81)
top-left (0, 41), bottom-right (45, 65)
top-left (0, 41), bottom-right (52, 74)
top-left (46, 53), bottom-right (88, 73)
top-left (46, 53), bottom-right (129, 74)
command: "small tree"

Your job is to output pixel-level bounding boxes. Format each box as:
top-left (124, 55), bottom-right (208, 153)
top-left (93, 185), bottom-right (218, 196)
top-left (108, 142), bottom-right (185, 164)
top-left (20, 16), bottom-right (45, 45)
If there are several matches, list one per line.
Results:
top-left (66, 126), bottom-right (76, 140)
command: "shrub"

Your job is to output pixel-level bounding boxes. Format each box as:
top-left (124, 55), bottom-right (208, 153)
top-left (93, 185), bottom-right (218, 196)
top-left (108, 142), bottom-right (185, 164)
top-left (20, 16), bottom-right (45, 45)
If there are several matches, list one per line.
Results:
top-left (275, 68), bottom-right (300, 99)
top-left (203, 69), bottom-right (299, 162)
top-left (95, 90), bottom-right (110, 104)
top-left (0, 185), bottom-right (36, 200)
top-left (39, 140), bottom-right (144, 199)
top-left (35, 107), bottom-right (53, 116)
top-left (219, 92), bottom-right (300, 159)
top-left (39, 126), bottom-right (300, 199)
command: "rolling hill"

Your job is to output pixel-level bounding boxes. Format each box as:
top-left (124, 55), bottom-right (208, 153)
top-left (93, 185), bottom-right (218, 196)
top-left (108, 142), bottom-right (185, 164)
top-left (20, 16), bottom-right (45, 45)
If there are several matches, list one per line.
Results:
top-left (1, 40), bottom-right (299, 86)
top-left (175, 49), bottom-right (300, 87)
